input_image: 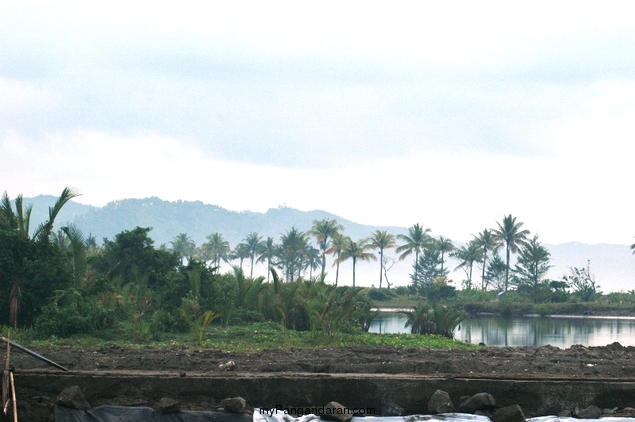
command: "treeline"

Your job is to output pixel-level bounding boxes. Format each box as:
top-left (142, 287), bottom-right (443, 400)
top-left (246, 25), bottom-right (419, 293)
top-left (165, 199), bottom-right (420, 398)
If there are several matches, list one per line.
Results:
top-left (0, 189), bottom-right (378, 341)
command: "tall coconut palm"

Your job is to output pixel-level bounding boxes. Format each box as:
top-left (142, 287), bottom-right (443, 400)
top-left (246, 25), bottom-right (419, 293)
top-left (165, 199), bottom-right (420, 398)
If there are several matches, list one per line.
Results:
top-left (327, 232), bottom-right (347, 286)
top-left (200, 232), bottom-right (231, 269)
top-left (369, 230), bottom-right (396, 289)
top-left (474, 229), bottom-right (497, 290)
top-left (493, 214), bottom-right (531, 291)
top-left (339, 238), bottom-right (376, 287)
top-left (309, 219), bottom-right (344, 279)
top-left (435, 236), bottom-right (455, 274)
top-left (303, 244), bottom-right (321, 280)
top-left (242, 232), bottom-right (263, 278)
top-left (170, 233), bottom-right (196, 263)
top-left (232, 243), bottom-right (251, 271)
top-left (452, 240), bottom-right (483, 286)
top-left (276, 227), bottom-right (308, 282)
top-left (396, 224), bottom-right (432, 286)
top-left (256, 237), bottom-right (276, 281)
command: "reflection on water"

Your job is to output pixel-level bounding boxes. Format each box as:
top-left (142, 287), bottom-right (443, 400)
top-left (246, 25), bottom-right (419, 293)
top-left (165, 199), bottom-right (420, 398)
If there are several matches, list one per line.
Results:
top-left (368, 313), bottom-right (635, 348)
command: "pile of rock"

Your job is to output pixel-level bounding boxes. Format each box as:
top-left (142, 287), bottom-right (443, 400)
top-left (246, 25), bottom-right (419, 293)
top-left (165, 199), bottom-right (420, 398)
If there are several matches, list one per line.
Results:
top-left (428, 390), bottom-right (524, 422)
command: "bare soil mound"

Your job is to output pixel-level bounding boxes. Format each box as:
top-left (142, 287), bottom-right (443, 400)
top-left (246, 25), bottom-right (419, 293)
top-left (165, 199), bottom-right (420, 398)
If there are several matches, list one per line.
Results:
top-left (13, 342), bottom-right (635, 379)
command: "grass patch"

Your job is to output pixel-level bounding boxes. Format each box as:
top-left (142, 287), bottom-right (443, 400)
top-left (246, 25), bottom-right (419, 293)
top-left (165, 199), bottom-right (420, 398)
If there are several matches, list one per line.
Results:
top-left (8, 322), bottom-right (474, 352)
top-left (371, 296), bottom-right (420, 309)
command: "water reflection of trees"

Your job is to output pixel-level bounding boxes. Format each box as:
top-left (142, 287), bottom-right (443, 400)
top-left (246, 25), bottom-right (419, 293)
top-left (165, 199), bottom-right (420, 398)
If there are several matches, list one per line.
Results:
top-left (457, 316), bottom-right (635, 347)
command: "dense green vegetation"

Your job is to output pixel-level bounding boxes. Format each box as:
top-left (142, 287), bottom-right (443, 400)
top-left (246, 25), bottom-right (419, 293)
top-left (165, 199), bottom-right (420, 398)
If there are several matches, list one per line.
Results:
top-left (1, 189), bottom-right (634, 349)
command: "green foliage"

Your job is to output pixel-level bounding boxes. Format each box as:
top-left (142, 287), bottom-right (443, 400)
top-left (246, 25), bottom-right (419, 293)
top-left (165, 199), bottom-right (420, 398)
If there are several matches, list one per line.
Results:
top-left (180, 299), bottom-right (221, 345)
top-left (367, 287), bottom-right (397, 301)
top-left (402, 302), bottom-right (465, 338)
top-left (563, 266), bottom-right (599, 302)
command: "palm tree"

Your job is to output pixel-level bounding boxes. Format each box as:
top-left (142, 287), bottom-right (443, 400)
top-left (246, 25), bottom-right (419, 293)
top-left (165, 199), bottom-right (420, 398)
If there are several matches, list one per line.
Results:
top-left (33, 187), bottom-right (81, 242)
top-left (242, 232), bottom-right (263, 278)
top-left (452, 240), bottom-right (483, 287)
top-left (256, 237), bottom-right (276, 281)
top-left (276, 227), bottom-right (308, 282)
top-left (493, 214), bottom-right (531, 291)
top-left (339, 238), bottom-right (376, 287)
top-left (0, 192), bottom-right (33, 237)
top-left (369, 230), bottom-right (396, 289)
top-left (474, 229), bottom-right (497, 290)
top-left (309, 219), bottom-right (344, 279)
top-left (170, 233), bottom-right (196, 263)
top-left (303, 244), bottom-right (321, 280)
top-left (200, 232), bottom-right (231, 269)
top-left (631, 237), bottom-right (635, 255)
top-left (434, 236), bottom-right (455, 274)
top-left (327, 232), bottom-right (347, 286)
top-left (232, 242), bottom-right (251, 271)
top-left (396, 224), bottom-right (432, 286)
top-left (1, 187), bottom-right (79, 327)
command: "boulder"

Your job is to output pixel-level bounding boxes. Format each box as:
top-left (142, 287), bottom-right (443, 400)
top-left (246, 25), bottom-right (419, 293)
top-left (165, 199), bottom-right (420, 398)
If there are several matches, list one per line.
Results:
top-left (56, 385), bottom-right (90, 411)
top-left (221, 397), bottom-right (246, 413)
top-left (157, 397), bottom-right (180, 413)
top-left (458, 392), bottom-right (496, 414)
top-left (492, 405), bottom-right (526, 422)
top-left (323, 401), bottom-right (354, 422)
top-left (577, 405), bottom-right (602, 419)
top-left (428, 390), bottom-right (455, 414)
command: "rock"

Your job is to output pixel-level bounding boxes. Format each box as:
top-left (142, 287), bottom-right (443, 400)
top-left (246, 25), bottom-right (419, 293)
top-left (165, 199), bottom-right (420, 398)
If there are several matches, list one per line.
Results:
top-left (381, 398), bottom-right (404, 416)
top-left (221, 397), bottom-right (246, 413)
top-left (56, 385), bottom-right (90, 411)
top-left (157, 397), bottom-right (180, 413)
top-left (577, 405), bottom-right (602, 419)
top-left (492, 405), bottom-right (526, 422)
top-left (428, 390), bottom-right (455, 414)
top-left (179, 372), bottom-right (186, 377)
top-left (558, 409), bottom-right (573, 417)
top-left (219, 360), bottom-right (236, 371)
top-left (458, 392), bottom-right (496, 414)
top-left (323, 401), bottom-right (354, 422)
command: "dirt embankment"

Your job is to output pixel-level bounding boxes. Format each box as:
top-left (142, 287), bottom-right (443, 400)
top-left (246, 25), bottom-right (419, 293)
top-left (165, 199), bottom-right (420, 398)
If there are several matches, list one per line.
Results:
top-left (11, 341), bottom-right (635, 379)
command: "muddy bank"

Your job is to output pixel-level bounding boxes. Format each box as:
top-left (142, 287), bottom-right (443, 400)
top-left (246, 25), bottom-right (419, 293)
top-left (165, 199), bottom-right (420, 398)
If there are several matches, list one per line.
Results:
top-left (6, 342), bottom-right (635, 421)
top-left (11, 342), bottom-right (635, 378)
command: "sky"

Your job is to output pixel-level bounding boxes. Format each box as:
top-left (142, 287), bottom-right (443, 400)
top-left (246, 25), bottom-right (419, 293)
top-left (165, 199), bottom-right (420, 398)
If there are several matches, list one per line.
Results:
top-left (1, 1), bottom-right (635, 245)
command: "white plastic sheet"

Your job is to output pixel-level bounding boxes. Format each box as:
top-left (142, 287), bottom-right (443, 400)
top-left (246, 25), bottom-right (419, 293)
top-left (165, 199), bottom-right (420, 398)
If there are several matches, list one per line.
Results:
top-left (254, 409), bottom-right (635, 422)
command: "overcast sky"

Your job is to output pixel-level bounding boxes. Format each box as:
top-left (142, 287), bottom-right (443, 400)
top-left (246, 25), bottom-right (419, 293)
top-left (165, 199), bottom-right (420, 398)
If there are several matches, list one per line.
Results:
top-left (1, 1), bottom-right (635, 245)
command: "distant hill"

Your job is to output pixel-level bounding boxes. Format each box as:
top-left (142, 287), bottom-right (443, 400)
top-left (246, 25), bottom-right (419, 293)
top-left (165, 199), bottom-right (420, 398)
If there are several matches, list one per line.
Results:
top-left (21, 196), bottom-right (635, 292)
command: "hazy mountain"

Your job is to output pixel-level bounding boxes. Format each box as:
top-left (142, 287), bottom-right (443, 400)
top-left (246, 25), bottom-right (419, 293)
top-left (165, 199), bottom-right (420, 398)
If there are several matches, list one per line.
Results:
top-left (21, 196), bottom-right (635, 292)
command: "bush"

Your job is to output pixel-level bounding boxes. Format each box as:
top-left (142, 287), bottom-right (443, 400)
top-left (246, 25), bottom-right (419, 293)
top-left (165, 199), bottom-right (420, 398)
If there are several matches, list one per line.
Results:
top-left (368, 288), bottom-right (397, 301)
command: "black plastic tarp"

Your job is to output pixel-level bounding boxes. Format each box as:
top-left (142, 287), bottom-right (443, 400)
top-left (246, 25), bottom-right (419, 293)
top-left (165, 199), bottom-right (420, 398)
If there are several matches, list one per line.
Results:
top-left (54, 405), bottom-right (252, 422)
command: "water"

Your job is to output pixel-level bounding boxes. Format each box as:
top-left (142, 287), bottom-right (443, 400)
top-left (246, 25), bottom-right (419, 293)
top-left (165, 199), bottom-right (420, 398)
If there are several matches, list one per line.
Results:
top-left (369, 313), bottom-right (635, 348)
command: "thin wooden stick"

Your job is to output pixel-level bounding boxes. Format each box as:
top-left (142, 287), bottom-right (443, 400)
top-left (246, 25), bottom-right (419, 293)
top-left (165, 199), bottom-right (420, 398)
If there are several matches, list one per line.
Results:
top-left (3, 331), bottom-right (10, 415)
top-left (9, 372), bottom-right (16, 422)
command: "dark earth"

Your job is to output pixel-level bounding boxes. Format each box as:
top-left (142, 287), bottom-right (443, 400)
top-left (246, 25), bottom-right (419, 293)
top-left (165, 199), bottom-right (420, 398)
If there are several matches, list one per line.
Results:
top-left (7, 342), bottom-right (635, 421)
top-left (12, 341), bottom-right (635, 378)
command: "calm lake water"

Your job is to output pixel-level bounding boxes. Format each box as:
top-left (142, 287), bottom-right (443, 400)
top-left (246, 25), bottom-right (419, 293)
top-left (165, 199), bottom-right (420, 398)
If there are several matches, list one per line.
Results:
top-left (369, 313), bottom-right (635, 348)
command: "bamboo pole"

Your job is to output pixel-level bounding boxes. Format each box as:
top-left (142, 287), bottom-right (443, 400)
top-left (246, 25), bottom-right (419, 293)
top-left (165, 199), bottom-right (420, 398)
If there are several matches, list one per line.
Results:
top-left (9, 372), bottom-right (16, 422)
top-left (3, 331), bottom-right (10, 415)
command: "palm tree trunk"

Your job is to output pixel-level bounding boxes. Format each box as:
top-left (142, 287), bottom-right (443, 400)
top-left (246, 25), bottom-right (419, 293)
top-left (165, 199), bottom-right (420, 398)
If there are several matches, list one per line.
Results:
top-left (481, 249), bottom-right (487, 290)
top-left (352, 257), bottom-right (356, 287)
top-left (505, 244), bottom-right (510, 292)
top-left (250, 255), bottom-right (255, 279)
top-left (335, 252), bottom-right (341, 286)
top-left (379, 248), bottom-right (384, 289)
